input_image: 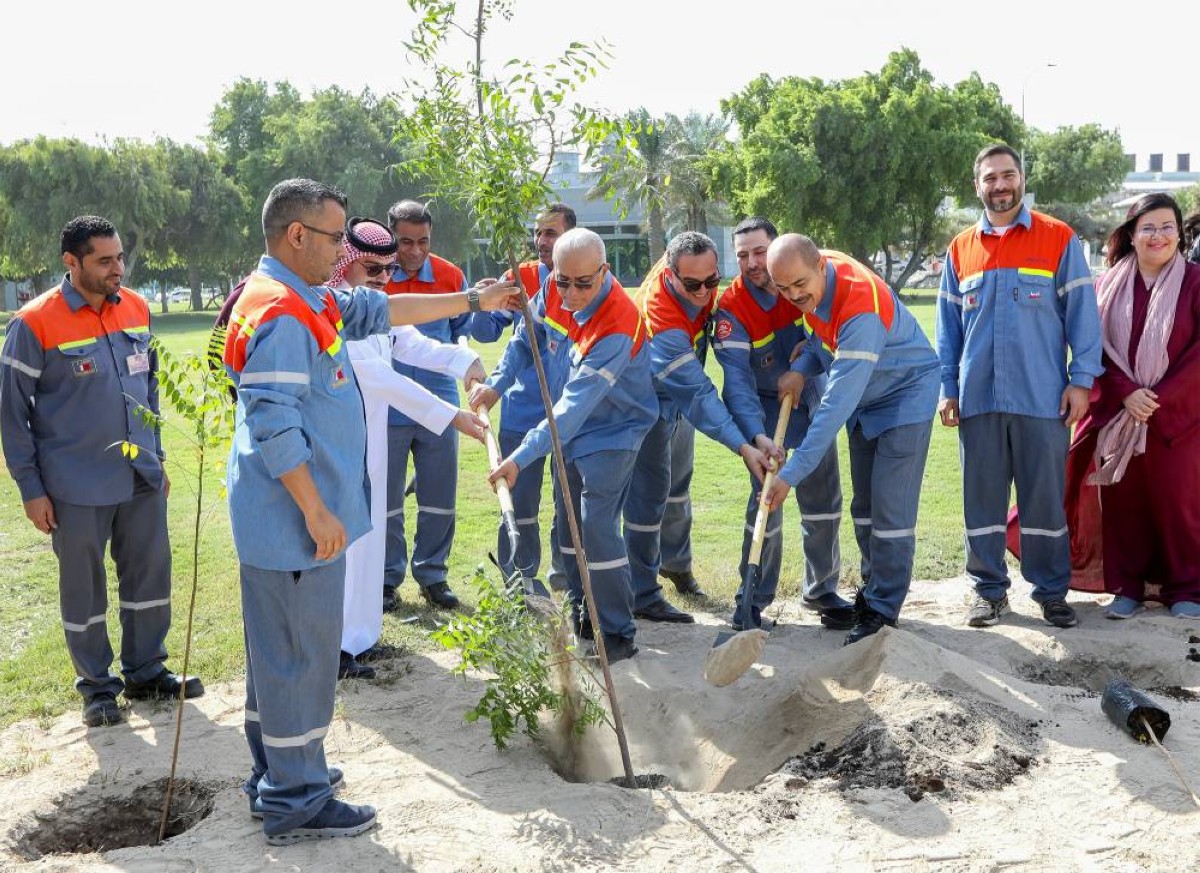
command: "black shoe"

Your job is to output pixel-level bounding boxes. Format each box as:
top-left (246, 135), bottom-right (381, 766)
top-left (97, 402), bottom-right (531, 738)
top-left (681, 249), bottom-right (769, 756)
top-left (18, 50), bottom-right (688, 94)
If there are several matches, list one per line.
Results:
top-left (357, 642), bottom-right (402, 663)
top-left (1041, 599), bottom-right (1078, 628)
top-left (420, 582), bottom-right (460, 610)
top-left (730, 605), bottom-right (763, 632)
top-left (633, 599), bottom-right (695, 623)
top-left (659, 569), bottom-right (706, 597)
top-left (83, 693), bottom-right (125, 727)
top-left (338, 651), bottom-right (376, 681)
top-left (844, 603), bottom-right (897, 646)
top-left (381, 585), bottom-right (399, 613)
top-left (589, 635), bottom-right (638, 663)
top-left (124, 669), bottom-right (205, 701)
top-left (806, 591), bottom-right (857, 631)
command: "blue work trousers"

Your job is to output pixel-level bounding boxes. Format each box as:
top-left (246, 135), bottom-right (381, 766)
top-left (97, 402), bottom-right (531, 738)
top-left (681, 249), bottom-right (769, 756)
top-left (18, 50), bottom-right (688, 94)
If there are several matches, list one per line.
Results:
top-left (737, 404), bottom-right (842, 609)
top-left (555, 449), bottom-right (639, 640)
top-left (385, 423), bottom-right (458, 589)
top-left (847, 420), bottom-right (932, 621)
top-left (50, 477), bottom-right (171, 701)
top-left (959, 413), bottom-right (1070, 603)
top-left (623, 417), bottom-right (681, 611)
top-left (240, 559), bottom-right (344, 836)
top-left (659, 419), bottom-right (694, 573)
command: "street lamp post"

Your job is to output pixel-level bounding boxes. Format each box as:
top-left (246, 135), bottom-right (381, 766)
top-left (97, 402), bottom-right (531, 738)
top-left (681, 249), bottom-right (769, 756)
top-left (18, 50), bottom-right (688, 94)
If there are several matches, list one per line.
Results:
top-left (1020, 62), bottom-right (1058, 175)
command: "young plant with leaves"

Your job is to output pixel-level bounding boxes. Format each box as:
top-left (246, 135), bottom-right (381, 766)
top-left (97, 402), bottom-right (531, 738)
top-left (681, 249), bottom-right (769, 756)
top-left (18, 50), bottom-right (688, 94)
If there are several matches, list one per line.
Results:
top-left (433, 565), bottom-right (609, 754)
top-left (112, 339), bottom-right (235, 841)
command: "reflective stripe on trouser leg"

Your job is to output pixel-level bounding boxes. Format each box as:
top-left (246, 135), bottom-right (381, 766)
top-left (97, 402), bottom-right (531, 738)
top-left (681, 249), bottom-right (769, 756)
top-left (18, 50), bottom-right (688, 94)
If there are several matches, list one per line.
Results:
top-left (498, 428), bottom-right (544, 578)
top-left (241, 621), bottom-right (269, 802)
top-left (240, 560), bottom-right (343, 835)
top-left (411, 423), bottom-right (458, 587)
top-left (51, 499), bottom-right (123, 701)
top-left (959, 413), bottom-right (1015, 600)
top-left (111, 478), bottom-right (172, 683)
top-left (847, 429), bottom-right (875, 589)
top-left (555, 450), bottom-right (638, 639)
top-left (738, 470), bottom-right (784, 610)
top-left (1009, 415), bottom-right (1070, 602)
top-left (383, 425), bottom-right (417, 588)
top-left (851, 420), bottom-right (932, 621)
top-left (793, 431), bottom-right (843, 601)
top-left (622, 416), bottom-right (676, 610)
top-left (659, 418), bottom-right (695, 573)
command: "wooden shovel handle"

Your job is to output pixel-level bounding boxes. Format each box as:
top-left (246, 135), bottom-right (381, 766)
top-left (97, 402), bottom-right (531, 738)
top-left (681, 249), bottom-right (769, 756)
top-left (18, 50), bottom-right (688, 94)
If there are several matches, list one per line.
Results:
top-left (474, 402), bottom-right (516, 515)
top-left (747, 395), bottom-right (794, 565)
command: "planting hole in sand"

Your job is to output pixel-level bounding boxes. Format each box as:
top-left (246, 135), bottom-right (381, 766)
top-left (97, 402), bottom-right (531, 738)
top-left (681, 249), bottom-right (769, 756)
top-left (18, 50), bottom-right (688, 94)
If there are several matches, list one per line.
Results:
top-left (542, 629), bottom-right (1046, 799)
top-left (11, 777), bottom-right (218, 860)
top-left (1017, 653), bottom-right (1199, 696)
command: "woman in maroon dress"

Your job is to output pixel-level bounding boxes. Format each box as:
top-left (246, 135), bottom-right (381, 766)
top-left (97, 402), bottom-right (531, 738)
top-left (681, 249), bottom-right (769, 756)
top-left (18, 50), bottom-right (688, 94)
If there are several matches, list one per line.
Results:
top-left (1070, 193), bottom-right (1200, 618)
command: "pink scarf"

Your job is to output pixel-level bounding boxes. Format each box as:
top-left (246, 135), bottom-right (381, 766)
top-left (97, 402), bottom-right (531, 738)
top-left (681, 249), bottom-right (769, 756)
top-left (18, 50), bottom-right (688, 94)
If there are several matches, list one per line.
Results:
top-left (1090, 251), bottom-right (1185, 484)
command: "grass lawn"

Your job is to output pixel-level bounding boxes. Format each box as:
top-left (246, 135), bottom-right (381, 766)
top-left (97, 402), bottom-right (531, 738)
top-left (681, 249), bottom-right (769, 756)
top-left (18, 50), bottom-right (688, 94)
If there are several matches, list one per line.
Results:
top-left (0, 290), bottom-right (971, 729)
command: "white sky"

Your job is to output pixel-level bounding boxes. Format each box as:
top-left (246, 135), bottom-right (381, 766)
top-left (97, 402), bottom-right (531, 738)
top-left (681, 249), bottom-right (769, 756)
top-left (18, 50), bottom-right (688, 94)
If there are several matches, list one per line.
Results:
top-left (1, 0), bottom-right (1195, 164)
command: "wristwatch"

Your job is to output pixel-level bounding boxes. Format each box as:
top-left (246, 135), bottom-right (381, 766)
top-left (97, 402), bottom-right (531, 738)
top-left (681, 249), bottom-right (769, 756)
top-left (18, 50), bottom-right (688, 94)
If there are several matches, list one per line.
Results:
top-left (467, 288), bottom-right (482, 313)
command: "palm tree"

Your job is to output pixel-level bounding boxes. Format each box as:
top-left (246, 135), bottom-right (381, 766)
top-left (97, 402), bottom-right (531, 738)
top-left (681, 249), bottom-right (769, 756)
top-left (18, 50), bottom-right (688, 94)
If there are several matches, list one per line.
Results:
top-left (663, 111), bottom-right (731, 234)
top-left (588, 108), bottom-right (672, 263)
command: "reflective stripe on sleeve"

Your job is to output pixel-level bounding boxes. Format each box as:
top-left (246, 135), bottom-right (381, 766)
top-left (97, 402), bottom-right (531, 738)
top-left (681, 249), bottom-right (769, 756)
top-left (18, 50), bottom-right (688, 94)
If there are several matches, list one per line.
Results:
top-left (238, 370), bottom-right (311, 386)
top-left (0, 355), bottom-right (42, 379)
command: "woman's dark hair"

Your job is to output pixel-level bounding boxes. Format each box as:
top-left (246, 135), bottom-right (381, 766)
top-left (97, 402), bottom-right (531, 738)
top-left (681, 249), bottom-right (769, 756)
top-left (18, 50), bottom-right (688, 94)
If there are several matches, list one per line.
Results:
top-left (1104, 192), bottom-right (1184, 267)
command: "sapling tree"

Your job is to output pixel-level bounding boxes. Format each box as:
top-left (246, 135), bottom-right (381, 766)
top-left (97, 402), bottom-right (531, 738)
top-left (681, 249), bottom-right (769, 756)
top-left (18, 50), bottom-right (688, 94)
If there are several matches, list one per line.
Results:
top-left (393, 0), bottom-right (642, 785)
top-left (114, 339), bottom-right (235, 841)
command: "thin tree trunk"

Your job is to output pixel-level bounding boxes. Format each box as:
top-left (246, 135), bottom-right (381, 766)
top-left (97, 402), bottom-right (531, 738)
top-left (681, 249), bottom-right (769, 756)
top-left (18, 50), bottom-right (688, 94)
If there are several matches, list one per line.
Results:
top-left (648, 203), bottom-right (666, 264)
top-left (188, 263), bottom-right (203, 312)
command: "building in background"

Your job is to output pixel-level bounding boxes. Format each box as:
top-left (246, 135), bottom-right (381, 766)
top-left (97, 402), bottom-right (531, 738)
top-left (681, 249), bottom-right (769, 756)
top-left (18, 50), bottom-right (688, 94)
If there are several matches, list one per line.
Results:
top-left (460, 151), bottom-right (735, 286)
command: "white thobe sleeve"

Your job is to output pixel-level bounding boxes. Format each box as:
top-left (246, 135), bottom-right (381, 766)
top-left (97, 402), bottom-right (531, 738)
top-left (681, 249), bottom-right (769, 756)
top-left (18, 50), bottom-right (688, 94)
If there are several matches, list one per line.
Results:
top-left (389, 325), bottom-right (479, 380)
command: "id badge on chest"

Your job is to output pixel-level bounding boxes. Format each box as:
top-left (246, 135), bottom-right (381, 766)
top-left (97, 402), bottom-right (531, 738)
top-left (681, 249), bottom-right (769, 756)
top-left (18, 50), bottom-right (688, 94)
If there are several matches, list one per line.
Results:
top-left (126, 352), bottom-right (150, 375)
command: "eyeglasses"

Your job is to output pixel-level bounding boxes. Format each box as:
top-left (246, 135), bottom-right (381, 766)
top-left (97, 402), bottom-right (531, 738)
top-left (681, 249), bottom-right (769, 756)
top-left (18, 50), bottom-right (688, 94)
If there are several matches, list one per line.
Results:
top-left (360, 262), bottom-right (396, 278)
top-left (674, 272), bottom-right (721, 294)
top-left (555, 266), bottom-right (605, 290)
top-left (299, 223), bottom-right (347, 245)
top-left (1136, 223), bottom-right (1178, 239)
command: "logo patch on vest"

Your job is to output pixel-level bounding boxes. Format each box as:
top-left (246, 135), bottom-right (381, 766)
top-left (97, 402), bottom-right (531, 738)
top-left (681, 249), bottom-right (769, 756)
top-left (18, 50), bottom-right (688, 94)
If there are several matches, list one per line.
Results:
top-left (757, 351), bottom-right (775, 369)
top-left (330, 363), bottom-right (350, 389)
top-left (547, 338), bottom-right (559, 354)
top-left (964, 293), bottom-right (980, 311)
top-left (72, 357), bottom-right (98, 377)
top-left (715, 319), bottom-right (733, 341)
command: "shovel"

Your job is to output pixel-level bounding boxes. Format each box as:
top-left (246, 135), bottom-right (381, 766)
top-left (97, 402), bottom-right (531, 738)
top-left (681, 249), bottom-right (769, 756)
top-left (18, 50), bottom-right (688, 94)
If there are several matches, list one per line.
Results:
top-left (475, 402), bottom-right (551, 602)
top-left (703, 396), bottom-right (793, 687)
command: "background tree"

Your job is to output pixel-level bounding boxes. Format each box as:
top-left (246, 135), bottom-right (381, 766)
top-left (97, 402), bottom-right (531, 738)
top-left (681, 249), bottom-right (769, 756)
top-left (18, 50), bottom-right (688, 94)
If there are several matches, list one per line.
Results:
top-left (588, 108), bottom-right (673, 263)
top-left (209, 79), bottom-right (476, 268)
top-left (720, 50), bottom-right (1024, 289)
top-left (0, 137), bottom-right (180, 288)
top-left (151, 142), bottom-right (249, 310)
top-left (1025, 124), bottom-right (1129, 205)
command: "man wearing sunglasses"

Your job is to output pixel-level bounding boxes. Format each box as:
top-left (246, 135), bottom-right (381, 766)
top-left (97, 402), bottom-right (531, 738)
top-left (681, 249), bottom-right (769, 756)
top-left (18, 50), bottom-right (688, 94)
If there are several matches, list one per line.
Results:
top-left (488, 228), bottom-right (657, 661)
top-left (468, 204), bottom-right (576, 590)
top-left (380, 200), bottom-right (475, 613)
top-left (330, 218), bottom-right (488, 682)
top-left (713, 217), bottom-right (850, 632)
top-left (624, 231), bottom-right (776, 626)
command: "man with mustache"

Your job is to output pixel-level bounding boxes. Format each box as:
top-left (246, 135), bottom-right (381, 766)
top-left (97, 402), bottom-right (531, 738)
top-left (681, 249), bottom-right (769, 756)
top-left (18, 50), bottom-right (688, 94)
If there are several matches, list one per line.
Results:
top-left (936, 144), bottom-right (1102, 631)
top-left (763, 234), bottom-right (939, 644)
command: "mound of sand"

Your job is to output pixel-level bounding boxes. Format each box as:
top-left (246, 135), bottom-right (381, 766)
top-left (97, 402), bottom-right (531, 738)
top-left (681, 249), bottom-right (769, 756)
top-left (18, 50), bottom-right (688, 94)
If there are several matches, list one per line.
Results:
top-left (2, 576), bottom-right (1198, 871)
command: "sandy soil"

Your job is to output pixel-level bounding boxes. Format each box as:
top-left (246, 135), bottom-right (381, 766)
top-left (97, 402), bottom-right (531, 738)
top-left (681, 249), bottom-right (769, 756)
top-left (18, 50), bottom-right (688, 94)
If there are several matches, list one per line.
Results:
top-left (1, 576), bottom-right (1198, 872)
